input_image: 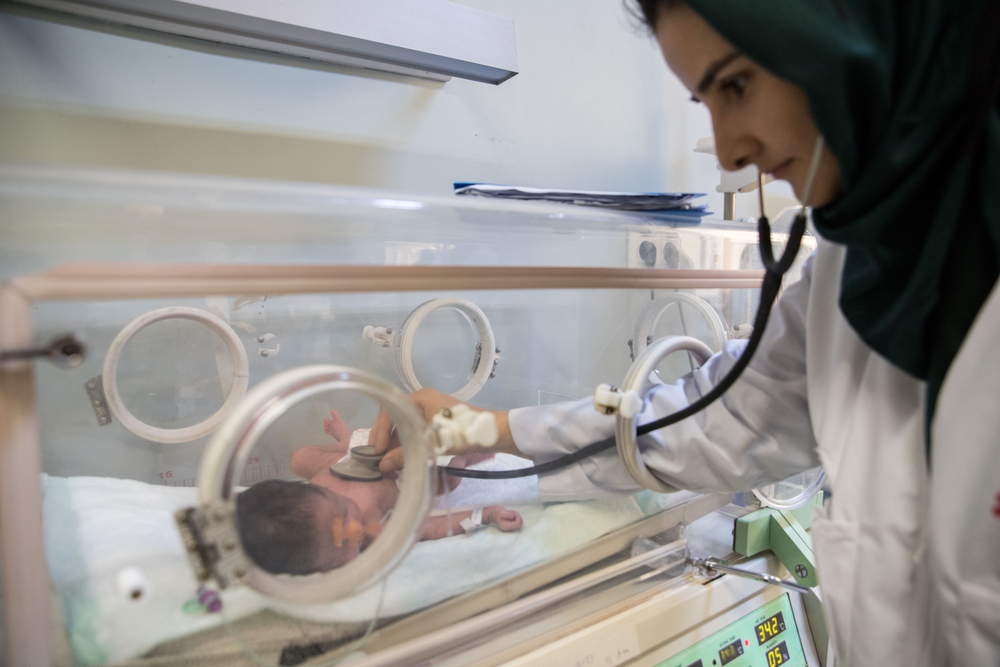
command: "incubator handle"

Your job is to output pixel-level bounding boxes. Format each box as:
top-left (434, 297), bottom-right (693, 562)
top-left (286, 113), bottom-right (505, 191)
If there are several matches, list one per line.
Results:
top-left (593, 383), bottom-right (642, 418)
top-left (362, 325), bottom-right (395, 347)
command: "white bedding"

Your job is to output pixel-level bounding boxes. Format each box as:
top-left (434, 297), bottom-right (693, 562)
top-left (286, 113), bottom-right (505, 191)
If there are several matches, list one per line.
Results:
top-left (42, 467), bottom-right (679, 666)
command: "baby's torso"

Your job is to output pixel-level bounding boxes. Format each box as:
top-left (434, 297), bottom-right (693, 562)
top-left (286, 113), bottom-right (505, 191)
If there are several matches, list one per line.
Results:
top-left (311, 468), bottom-right (399, 524)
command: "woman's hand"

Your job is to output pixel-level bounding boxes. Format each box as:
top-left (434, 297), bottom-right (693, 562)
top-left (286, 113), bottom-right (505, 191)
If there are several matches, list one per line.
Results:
top-left (369, 387), bottom-right (523, 473)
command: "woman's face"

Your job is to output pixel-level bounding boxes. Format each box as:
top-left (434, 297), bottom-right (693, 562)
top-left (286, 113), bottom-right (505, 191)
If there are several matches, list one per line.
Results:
top-left (655, 4), bottom-right (842, 206)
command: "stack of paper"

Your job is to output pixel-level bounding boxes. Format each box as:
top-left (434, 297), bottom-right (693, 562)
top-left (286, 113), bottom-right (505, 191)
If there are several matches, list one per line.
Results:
top-left (454, 183), bottom-right (710, 222)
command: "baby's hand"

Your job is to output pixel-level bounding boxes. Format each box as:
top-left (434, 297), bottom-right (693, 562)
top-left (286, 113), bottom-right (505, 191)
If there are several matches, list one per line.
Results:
top-left (482, 506), bottom-right (523, 532)
top-left (323, 409), bottom-right (351, 443)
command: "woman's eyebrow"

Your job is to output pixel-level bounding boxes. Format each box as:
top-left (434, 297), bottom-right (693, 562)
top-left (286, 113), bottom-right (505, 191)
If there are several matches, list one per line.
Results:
top-left (697, 51), bottom-right (742, 95)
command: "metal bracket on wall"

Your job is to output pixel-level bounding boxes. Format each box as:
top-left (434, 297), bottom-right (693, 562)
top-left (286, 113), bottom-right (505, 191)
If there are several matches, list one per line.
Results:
top-left (85, 376), bottom-right (113, 426)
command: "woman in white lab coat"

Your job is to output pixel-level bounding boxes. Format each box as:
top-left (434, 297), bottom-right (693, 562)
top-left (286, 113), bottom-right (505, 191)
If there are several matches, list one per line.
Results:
top-left (373, 1), bottom-right (1000, 664)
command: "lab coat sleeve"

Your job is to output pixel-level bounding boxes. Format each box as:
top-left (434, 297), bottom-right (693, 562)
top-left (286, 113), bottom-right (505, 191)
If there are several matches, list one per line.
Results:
top-left (510, 255), bottom-right (822, 502)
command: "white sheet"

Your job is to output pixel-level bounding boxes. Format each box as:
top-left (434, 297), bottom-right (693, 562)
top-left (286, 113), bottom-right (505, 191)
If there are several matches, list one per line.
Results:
top-left (42, 471), bottom-right (679, 666)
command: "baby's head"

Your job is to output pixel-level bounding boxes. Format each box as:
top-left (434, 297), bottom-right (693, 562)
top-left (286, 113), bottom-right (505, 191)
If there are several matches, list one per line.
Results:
top-left (236, 479), bottom-right (372, 575)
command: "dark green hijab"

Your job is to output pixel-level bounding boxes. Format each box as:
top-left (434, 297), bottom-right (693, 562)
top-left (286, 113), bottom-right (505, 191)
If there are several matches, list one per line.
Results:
top-left (684, 0), bottom-right (1000, 438)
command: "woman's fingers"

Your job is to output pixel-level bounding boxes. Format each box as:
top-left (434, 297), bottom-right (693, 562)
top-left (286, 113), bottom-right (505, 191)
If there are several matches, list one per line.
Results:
top-left (379, 447), bottom-right (405, 473)
top-left (369, 406), bottom-right (395, 455)
top-left (372, 388), bottom-right (462, 467)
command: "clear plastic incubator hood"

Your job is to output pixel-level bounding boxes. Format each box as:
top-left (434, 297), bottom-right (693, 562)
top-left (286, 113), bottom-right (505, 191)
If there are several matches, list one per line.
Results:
top-left (0, 164), bottom-right (818, 667)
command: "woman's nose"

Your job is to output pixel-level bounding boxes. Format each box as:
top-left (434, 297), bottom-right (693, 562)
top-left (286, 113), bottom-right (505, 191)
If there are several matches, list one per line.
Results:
top-left (712, 118), bottom-right (759, 173)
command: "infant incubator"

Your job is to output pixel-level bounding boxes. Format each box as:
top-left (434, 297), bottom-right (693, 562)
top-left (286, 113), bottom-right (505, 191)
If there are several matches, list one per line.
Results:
top-left (0, 164), bottom-right (826, 667)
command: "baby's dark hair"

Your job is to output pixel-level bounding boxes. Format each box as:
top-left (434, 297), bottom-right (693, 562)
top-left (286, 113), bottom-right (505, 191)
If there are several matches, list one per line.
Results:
top-left (236, 479), bottom-right (332, 575)
top-left (628, 0), bottom-right (684, 32)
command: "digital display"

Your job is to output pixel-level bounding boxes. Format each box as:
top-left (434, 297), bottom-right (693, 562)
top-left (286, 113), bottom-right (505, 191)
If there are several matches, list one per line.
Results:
top-left (754, 611), bottom-right (786, 645)
top-left (718, 639), bottom-right (744, 665)
top-left (766, 641), bottom-right (790, 667)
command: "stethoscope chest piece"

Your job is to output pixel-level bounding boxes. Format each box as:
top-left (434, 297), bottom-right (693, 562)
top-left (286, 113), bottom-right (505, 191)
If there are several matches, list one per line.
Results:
top-left (329, 445), bottom-right (385, 482)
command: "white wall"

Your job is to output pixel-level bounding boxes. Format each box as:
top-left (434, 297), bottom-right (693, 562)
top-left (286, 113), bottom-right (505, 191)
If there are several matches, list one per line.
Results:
top-left (0, 0), bottom-right (784, 214)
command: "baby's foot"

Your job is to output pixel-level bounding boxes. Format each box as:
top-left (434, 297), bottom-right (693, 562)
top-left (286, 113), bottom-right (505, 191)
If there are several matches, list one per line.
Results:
top-left (323, 409), bottom-right (351, 443)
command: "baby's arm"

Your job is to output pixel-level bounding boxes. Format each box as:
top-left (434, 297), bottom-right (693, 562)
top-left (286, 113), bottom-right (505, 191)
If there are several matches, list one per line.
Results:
top-left (290, 410), bottom-right (352, 478)
top-left (419, 506), bottom-right (523, 540)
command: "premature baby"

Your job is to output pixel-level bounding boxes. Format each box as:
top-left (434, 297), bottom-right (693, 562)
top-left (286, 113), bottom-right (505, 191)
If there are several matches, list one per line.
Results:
top-left (236, 410), bottom-right (523, 575)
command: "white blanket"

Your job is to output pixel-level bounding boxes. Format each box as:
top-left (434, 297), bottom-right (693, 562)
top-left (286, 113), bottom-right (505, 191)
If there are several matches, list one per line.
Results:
top-left (41, 471), bottom-right (678, 665)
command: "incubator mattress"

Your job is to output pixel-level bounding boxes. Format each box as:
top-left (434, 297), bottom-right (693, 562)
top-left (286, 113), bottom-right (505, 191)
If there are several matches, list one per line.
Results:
top-left (41, 462), bottom-right (679, 665)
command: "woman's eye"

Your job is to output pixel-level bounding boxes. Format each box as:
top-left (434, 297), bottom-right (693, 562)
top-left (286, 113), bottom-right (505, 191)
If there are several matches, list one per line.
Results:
top-left (720, 73), bottom-right (749, 96)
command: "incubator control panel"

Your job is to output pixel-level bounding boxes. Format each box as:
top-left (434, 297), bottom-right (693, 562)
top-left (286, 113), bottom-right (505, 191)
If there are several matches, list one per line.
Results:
top-left (655, 594), bottom-right (806, 667)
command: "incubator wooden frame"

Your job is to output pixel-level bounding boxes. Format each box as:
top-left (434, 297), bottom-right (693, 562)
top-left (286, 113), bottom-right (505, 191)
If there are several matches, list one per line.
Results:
top-left (0, 262), bottom-right (762, 667)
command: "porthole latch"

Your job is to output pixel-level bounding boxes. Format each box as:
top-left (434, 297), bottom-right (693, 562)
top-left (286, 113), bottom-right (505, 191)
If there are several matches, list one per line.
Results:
top-left (175, 502), bottom-right (250, 590)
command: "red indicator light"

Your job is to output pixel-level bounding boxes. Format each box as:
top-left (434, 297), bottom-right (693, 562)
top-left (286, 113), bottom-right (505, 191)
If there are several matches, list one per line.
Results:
top-left (745, 640), bottom-right (749, 647)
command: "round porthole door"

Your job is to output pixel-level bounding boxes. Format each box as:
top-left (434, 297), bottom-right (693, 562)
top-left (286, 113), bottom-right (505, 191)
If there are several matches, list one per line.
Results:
top-left (631, 293), bottom-right (727, 384)
top-left (102, 307), bottom-right (250, 444)
top-left (363, 297), bottom-right (498, 401)
top-left (182, 365), bottom-right (433, 604)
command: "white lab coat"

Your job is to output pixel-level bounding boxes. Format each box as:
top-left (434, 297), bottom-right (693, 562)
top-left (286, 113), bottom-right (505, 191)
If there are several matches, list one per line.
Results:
top-left (509, 241), bottom-right (1000, 666)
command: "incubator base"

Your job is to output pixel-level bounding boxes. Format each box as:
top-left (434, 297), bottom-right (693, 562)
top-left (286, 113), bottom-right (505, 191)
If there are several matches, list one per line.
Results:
top-left (344, 504), bottom-right (827, 667)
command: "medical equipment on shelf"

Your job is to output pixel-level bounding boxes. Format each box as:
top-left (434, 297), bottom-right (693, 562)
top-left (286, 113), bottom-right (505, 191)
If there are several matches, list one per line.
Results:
top-left (363, 297), bottom-right (499, 401)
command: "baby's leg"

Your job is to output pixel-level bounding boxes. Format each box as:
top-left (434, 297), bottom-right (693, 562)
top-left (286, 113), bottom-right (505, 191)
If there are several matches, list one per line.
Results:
top-left (323, 409), bottom-right (352, 443)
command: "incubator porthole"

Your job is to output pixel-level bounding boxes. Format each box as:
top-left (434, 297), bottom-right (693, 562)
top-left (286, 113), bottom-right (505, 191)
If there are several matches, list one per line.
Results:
top-left (614, 336), bottom-right (715, 494)
top-left (188, 365), bottom-right (432, 604)
top-left (368, 298), bottom-right (498, 402)
top-left (632, 293), bottom-right (727, 383)
top-left (410, 306), bottom-right (480, 396)
top-left (102, 307), bottom-right (250, 444)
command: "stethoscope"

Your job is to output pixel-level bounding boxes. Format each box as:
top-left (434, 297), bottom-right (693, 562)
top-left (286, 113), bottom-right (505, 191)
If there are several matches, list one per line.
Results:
top-left (443, 136), bottom-right (827, 480)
